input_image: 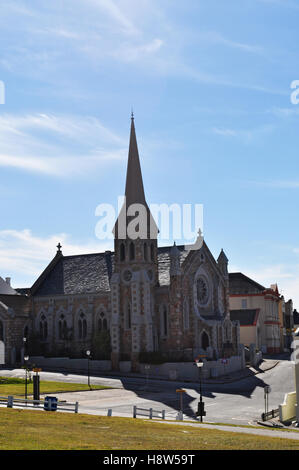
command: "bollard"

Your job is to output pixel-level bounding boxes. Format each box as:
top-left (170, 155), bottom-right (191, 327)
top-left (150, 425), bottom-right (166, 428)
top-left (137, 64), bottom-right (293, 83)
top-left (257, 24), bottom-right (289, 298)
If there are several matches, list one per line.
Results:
top-left (107, 409), bottom-right (112, 417)
top-left (161, 410), bottom-right (165, 420)
top-left (133, 405), bottom-right (137, 418)
top-left (149, 408), bottom-right (153, 419)
top-left (7, 396), bottom-right (13, 408)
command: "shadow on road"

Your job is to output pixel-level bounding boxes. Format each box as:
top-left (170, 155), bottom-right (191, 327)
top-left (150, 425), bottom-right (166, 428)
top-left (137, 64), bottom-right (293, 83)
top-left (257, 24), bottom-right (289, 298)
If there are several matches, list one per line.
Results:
top-left (116, 367), bottom-right (270, 419)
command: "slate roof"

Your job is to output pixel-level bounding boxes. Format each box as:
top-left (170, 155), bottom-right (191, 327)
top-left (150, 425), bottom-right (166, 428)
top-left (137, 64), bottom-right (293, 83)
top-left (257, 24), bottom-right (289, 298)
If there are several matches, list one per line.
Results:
top-left (32, 251), bottom-right (114, 296)
top-left (31, 245), bottom-right (190, 297)
top-left (15, 288), bottom-right (31, 296)
top-left (230, 309), bottom-right (259, 326)
top-left (157, 245), bottom-right (188, 286)
top-left (229, 272), bottom-right (265, 295)
top-left (0, 294), bottom-right (31, 316)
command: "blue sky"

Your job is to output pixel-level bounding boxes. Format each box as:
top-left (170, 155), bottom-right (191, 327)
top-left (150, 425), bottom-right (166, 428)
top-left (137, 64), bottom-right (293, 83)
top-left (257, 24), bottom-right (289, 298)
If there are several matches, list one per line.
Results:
top-left (0, 0), bottom-right (298, 308)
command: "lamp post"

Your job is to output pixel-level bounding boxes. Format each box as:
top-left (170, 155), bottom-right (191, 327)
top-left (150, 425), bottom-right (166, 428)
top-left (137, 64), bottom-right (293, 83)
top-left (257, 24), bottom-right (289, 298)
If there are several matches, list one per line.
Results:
top-left (86, 350), bottom-right (91, 390)
top-left (23, 336), bottom-right (27, 362)
top-left (196, 360), bottom-right (205, 422)
top-left (24, 355), bottom-right (29, 401)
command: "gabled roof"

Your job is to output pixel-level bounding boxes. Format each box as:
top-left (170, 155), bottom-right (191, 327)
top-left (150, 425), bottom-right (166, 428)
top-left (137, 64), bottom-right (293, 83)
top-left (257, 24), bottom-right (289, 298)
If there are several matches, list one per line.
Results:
top-left (30, 244), bottom-right (191, 297)
top-left (31, 251), bottom-right (114, 296)
top-left (230, 309), bottom-right (260, 326)
top-left (229, 272), bottom-right (265, 295)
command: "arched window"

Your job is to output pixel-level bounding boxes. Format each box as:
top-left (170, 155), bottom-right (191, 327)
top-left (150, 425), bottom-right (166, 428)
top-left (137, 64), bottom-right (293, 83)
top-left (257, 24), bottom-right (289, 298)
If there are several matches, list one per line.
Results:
top-left (23, 325), bottom-right (29, 340)
top-left (125, 302), bottom-right (131, 330)
top-left (183, 298), bottom-right (189, 330)
top-left (150, 243), bottom-right (155, 261)
top-left (144, 243), bottom-right (148, 261)
top-left (40, 315), bottom-right (48, 340)
top-left (98, 312), bottom-right (108, 331)
top-left (59, 314), bottom-right (67, 340)
top-left (78, 312), bottom-right (87, 339)
top-left (202, 331), bottom-right (210, 350)
top-left (120, 243), bottom-right (126, 262)
top-left (0, 321), bottom-right (3, 341)
top-left (129, 242), bottom-right (135, 261)
top-left (160, 304), bottom-right (168, 337)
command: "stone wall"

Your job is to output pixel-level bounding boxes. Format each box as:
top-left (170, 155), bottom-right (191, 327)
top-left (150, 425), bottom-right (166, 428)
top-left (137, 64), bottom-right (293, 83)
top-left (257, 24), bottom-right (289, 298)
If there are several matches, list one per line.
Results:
top-left (29, 354), bottom-right (244, 381)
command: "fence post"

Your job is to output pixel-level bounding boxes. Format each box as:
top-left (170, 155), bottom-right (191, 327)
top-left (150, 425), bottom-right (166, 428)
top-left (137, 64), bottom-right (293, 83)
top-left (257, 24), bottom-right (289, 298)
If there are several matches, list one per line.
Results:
top-left (133, 405), bottom-right (137, 418)
top-left (75, 402), bottom-right (79, 413)
top-left (107, 409), bottom-right (112, 417)
top-left (7, 396), bottom-right (13, 408)
top-left (149, 408), bottom-right (153, 419)
top-left (162, 410), bottom-right (165, 420)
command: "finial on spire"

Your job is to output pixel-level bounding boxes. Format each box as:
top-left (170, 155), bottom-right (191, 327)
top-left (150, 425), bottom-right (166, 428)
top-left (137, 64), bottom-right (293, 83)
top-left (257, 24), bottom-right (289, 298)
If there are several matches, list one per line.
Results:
top-left (131, 108), bottom-right (134, 120)
top-left (56, 242), bottom-right (62, 254)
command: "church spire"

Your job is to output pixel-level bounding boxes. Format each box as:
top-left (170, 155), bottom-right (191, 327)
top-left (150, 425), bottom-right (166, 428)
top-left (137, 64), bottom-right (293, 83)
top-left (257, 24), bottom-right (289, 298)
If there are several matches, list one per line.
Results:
top-left (113, 114), bottom-right (158, 243)
top-left (124, 112), bottom-right (146, 207)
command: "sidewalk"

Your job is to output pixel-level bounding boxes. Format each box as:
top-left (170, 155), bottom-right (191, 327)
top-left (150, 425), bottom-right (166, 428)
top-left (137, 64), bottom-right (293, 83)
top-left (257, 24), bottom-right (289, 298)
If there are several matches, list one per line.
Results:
top-left (201, 359), bottom-right (280, 385)
top-left (148, 419), bottom-right (299, 441)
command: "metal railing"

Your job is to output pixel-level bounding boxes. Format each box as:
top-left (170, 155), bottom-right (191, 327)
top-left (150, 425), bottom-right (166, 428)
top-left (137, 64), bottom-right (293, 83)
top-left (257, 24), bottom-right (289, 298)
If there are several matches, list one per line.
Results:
top-left (133, 405), bottom-right (165, 420)
top-left (261, 408), bottom-right (279, 421)
top-left (0, 396), bottom-right (79, 413)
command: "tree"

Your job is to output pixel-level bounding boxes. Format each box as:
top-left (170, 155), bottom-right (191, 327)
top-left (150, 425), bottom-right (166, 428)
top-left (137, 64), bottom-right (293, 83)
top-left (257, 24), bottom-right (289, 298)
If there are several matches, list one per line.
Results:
top-left (92, 330), bottom-right (111, 360)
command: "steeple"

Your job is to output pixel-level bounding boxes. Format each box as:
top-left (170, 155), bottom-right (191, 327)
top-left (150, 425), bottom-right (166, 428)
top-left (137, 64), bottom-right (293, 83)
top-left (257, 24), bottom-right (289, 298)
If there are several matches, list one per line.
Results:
top-left (125, 113), bottom-right (146, 207)
top-left (114, 114), bottom-right (158, 241)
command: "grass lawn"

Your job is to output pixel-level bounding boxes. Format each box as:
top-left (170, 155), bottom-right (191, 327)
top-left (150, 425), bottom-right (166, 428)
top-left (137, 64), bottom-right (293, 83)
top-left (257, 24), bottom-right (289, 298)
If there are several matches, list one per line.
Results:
top-left (0, 408), bottom-right (299, 450)
top-left (0, 376), bottom-right (111, 396)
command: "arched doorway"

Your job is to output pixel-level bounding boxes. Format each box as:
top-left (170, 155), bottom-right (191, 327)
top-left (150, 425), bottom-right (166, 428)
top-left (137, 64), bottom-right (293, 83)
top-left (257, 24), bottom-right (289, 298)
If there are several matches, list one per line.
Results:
top-left (202, 331), bottom-right (210, 350)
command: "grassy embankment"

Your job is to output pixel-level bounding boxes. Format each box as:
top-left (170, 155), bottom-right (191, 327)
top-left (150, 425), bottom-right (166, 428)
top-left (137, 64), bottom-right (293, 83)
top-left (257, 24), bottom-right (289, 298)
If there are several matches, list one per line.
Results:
top-left (0, 408), bottom-right (299, 450)
top-left (0, 376), bottom-right (111, 396)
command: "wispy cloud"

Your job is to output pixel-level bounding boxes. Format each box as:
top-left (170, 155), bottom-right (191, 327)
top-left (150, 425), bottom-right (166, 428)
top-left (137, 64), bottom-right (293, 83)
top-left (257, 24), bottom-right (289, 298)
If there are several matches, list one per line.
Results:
top-left (211, 124), bottom-right (275, 142)
top-left (84, 0), bottom-right (140, 35)
top-left (0, 113), bottom-right (127, 177)
top-left (0, 0), bottom-right (287, 97)
top-left (197, 31), bottom-right (264, 55)
top-left (268, 107), bottom-right (299, 118)
top-left (0, 228), bottom-right (110, 286)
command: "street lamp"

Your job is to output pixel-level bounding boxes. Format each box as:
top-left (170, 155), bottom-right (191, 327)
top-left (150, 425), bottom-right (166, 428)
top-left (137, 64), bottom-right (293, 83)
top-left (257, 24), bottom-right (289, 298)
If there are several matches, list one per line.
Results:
top-left (23, 336), bottom-right (27, 361)
top-left (196, 360), bottom-right (205, 422)
top-left (24, 355), bottom-right (29, 401)
top-left (86, 350), bottom-right (91, 390)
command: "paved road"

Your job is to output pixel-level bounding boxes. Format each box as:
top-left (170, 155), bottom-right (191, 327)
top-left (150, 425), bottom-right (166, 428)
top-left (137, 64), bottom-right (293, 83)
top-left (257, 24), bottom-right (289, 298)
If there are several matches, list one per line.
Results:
top-left (0, 358), bottom-right (295, 426)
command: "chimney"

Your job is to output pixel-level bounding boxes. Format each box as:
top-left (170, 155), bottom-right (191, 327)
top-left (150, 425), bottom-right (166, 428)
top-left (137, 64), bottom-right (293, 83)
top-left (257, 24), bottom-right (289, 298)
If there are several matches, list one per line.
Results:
top-left (5, 277), bottom-right (11, 287)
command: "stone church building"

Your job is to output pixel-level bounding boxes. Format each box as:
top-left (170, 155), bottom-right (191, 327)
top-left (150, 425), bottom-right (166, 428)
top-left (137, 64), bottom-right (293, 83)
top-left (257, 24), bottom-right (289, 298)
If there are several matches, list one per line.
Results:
top-left (0, 116), bottom-right (241, 371)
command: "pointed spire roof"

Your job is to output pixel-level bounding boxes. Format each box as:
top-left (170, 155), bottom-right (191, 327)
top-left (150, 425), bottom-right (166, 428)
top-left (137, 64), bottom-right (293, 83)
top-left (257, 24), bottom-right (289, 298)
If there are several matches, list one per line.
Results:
top-left (125, 113), bottom-right (146, 207)
top-left (113, 114), bottom-right (158, 240)
top-left (218, 248), bottom-right (228, 263)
